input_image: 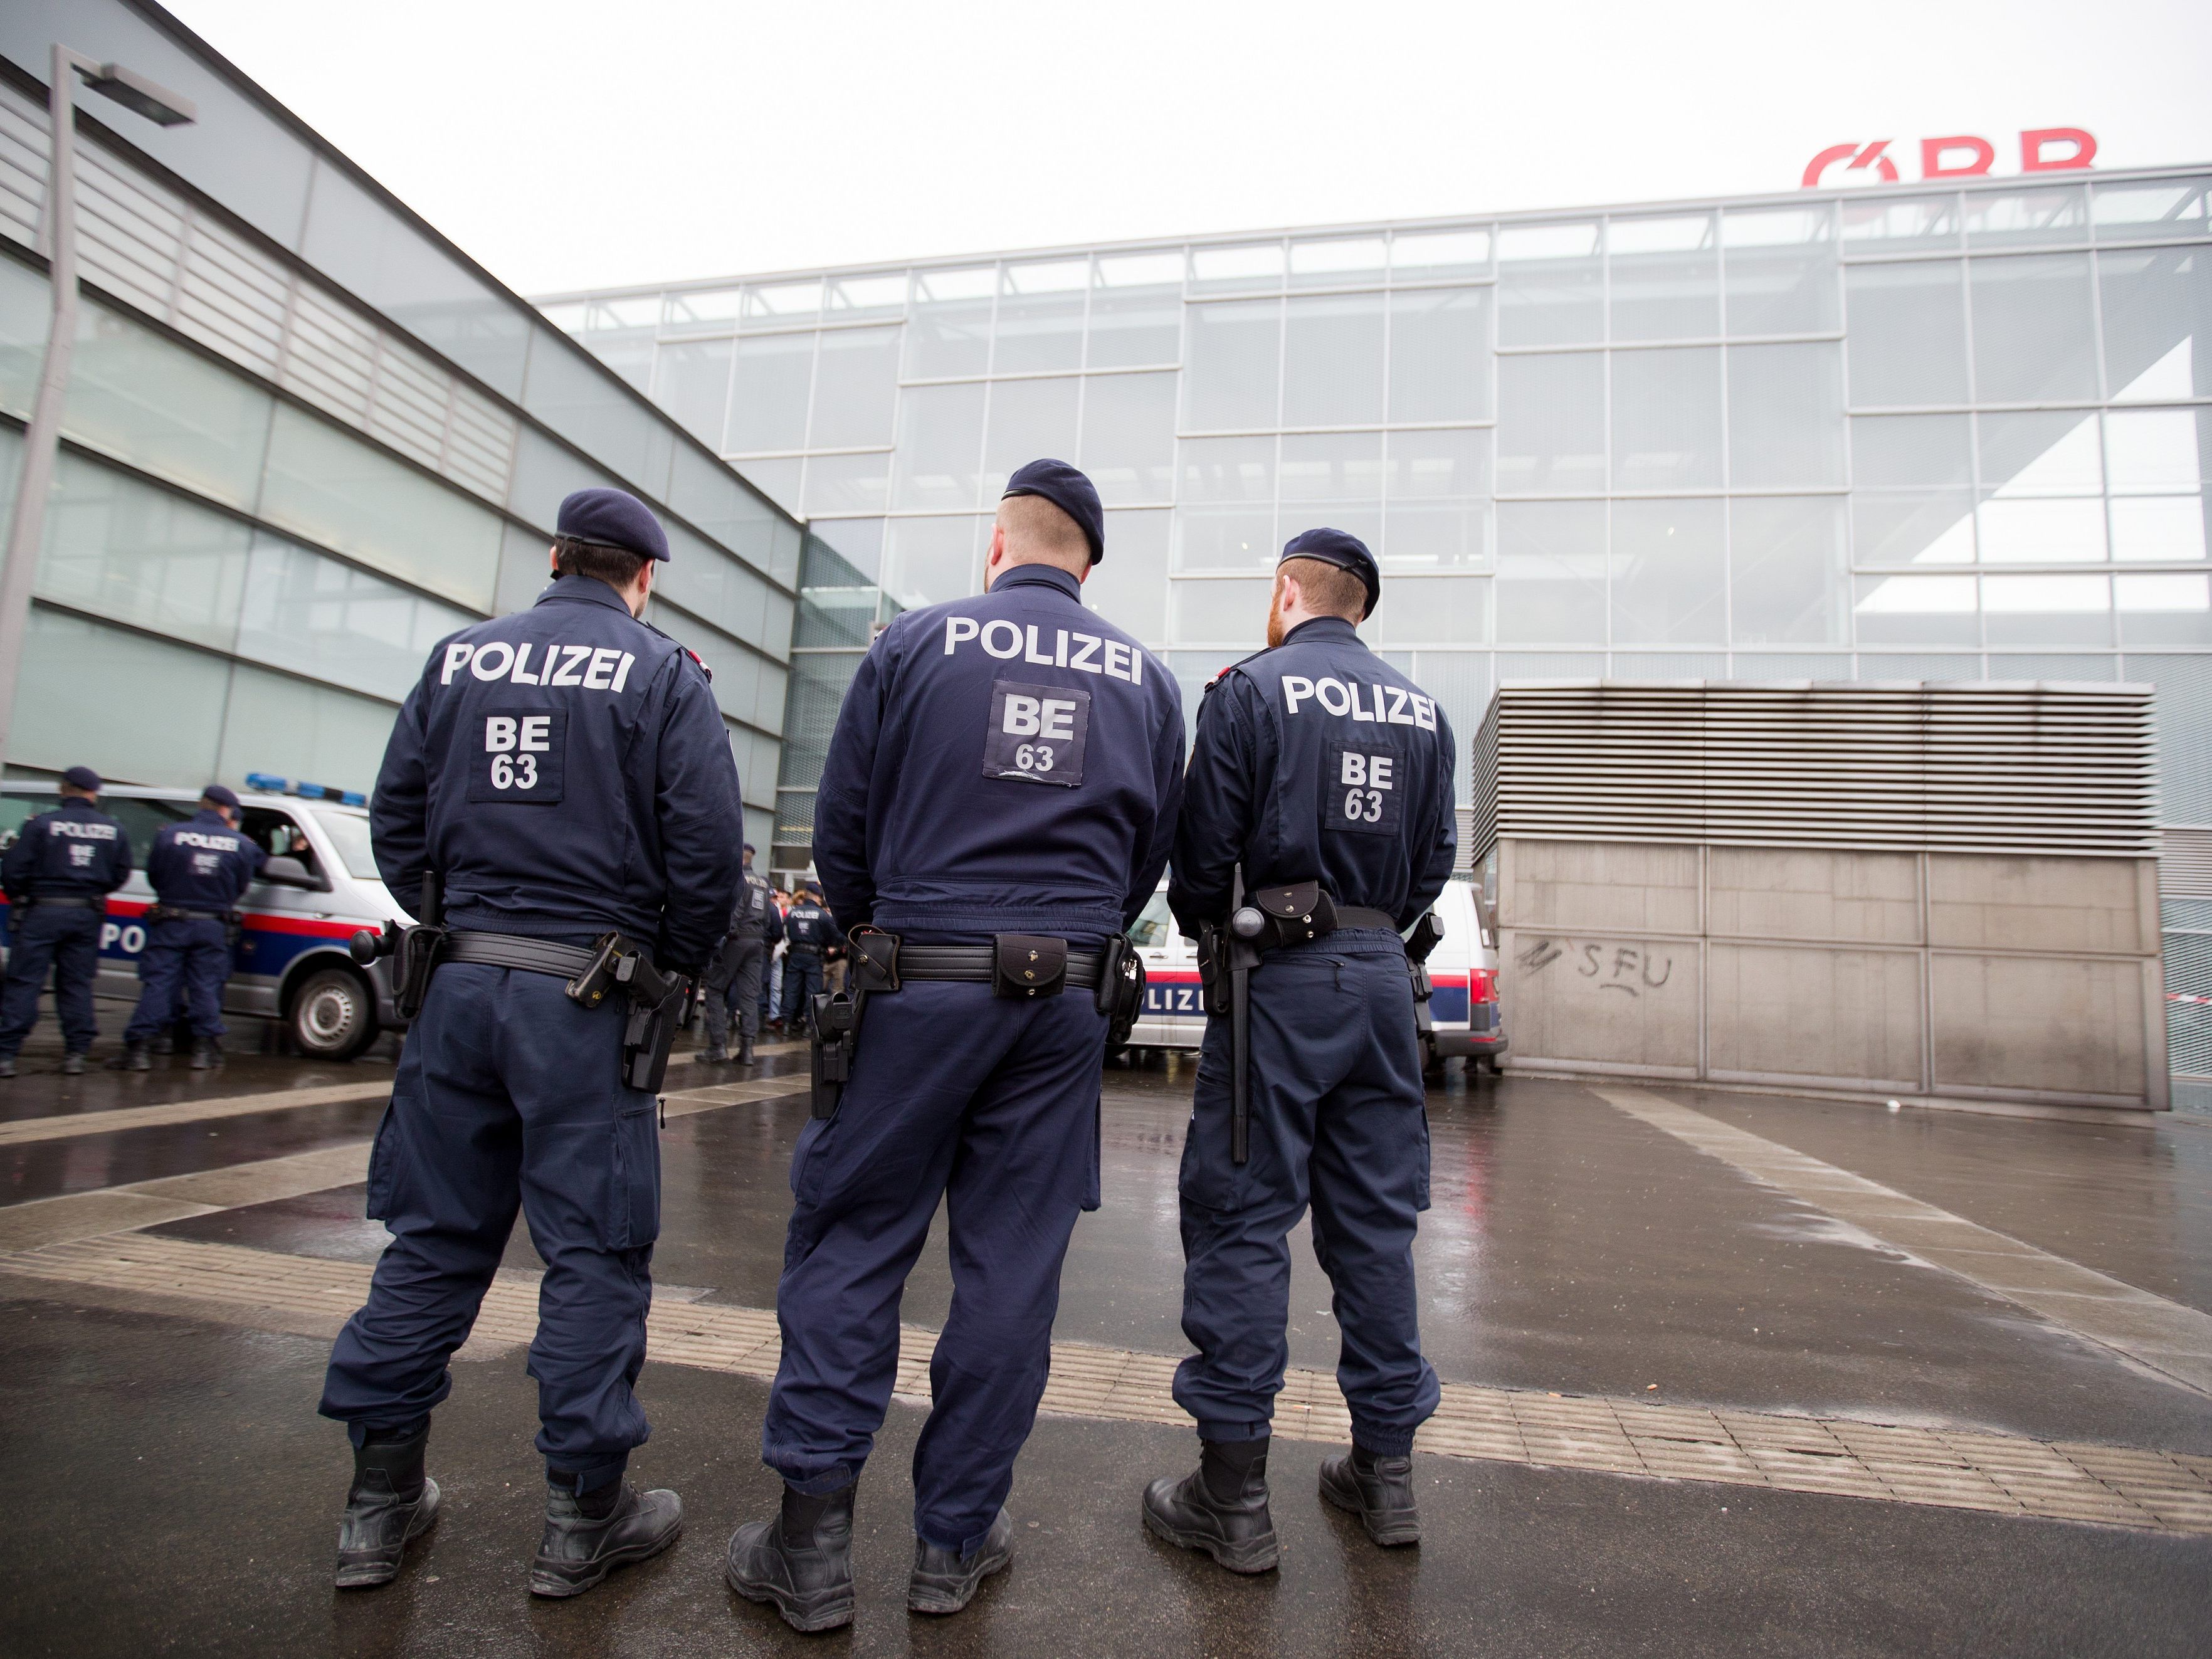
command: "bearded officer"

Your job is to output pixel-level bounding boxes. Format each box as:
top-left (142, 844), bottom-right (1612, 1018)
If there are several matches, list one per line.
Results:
top-left (112, 784), bottom-right (264, 1071)
top-left (319, 488), bottom-right (744, 1596)
top-left (0, 766), bottom-right (132, 1077)
top-left (1143, 529), bottom-right (1456, 1572)
top-left (700, 842), bottom-right (777, 1065)
top-left (727, 460), bottom-right (1184, 1631)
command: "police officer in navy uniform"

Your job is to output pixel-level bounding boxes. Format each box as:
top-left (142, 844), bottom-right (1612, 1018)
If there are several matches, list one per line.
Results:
top-left (700, 841), bottom-right (778, 1065)
top-left (111, 784), bottom-right (264, 1072)
top-left (319, 488), bottom-right (744, 1596)
top-left (1144, 529), bottom-right (1456, 1572)
top-left (0, 766), bottom-right (132, 1077)
top-left (726, 460), bottom-right (1184, 1631)
top-left (777, 880), bottom-right (836, 1034)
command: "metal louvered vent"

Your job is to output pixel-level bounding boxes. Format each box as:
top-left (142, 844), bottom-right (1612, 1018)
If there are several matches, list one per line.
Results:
top-left (1474, 681), bottom-right (2159, 859)
top-left (2162, 829), bottom-right (2212, 898)
top-left (0, 80), bottom-right (517, 509)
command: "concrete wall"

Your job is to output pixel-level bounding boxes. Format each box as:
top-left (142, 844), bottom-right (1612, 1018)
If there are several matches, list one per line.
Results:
top-left (1497, 839), bottom-right (2169, 1110)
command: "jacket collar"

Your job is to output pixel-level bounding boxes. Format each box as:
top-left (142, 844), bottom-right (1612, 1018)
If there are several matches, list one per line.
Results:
top-left (535, 573), bottom-right (637, 616)
top-left (1283, 615), bottom-right (1362, 648)
top-left (989, 564), bottom-right (1083, 603)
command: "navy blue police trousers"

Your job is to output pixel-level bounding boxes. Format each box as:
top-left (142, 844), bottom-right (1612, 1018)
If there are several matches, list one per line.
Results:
top-left (1174, 930), bottom-right (1440, 1456)
top-left (779, 947), bottom-right (825, 1031)
top-left (320, 960), bottom-right (663, 1488)
top-left (124, 915), bottom-right (232, 1043)
top-left (762, 971), bottom-right (1105, 1553)
top-left (0, 905), bottom-right (103, 1056)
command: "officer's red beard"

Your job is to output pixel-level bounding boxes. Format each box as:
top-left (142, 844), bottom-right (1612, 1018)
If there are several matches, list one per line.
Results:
top-left (1265, 575), bottom-right (1290, 650)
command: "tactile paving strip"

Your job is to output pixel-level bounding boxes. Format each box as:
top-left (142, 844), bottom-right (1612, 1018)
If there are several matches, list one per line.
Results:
top-left (5, 1233), bottom-right (2206, 1537)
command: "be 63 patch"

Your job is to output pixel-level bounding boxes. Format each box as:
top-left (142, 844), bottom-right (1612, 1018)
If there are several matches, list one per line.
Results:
top-left (1324, 740), bottom-right (1402, 836)
top-left (982, 680), bottom-right (1090, 788)
top-left (468, 708), bottom-right (567, 804)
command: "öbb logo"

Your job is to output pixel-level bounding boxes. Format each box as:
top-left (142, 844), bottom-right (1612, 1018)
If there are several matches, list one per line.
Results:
top-left (1801, 129), bottom-right (2096, 189)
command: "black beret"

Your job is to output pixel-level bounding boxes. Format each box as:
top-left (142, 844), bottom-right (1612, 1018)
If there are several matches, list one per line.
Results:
top-left (1280, 527), bottom-right (1381, 621)
top-left (557, 487), bottom-right (670, 562)
top-left (1002, 458), bottom-right (1104, 565)
top-left (61, 765), bottom-right (101, 791)
top-left (743, 842), bottom-right (756, 854)
top-left (202, 784), bottom-right (240, 809)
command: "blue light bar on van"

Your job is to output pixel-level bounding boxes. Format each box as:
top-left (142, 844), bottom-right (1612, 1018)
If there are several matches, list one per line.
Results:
top-left (245, 771), bottom-right (367, 808)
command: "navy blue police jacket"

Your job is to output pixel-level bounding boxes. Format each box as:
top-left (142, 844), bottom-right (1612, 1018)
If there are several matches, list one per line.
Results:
top-left (782, 898), bottom-right (837, 950)
top-left (730, 868), bottom-right (779, 944)
top-left (369, 574), bottom-right (745, 972)
top-left (146, 809), bottom-right (265, 911)
top-left (1169, 616), bottom-right (1457, 938)
top-left (3, 798), bottom-right (133, 900)
top-left (814, 563), bottom-right (1186, 940)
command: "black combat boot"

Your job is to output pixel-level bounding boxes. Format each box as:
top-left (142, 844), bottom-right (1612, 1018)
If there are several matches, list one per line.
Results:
top-left (105, 1041), bottom-right (150, 1072)
top-left (1140, 1438), bottom-right (1278, 1574)
top-left (189, 1036), bottom-right (223, 1070)
top-left (698, 1043), bottom-right (727, 1063)
top-left (334, 1428), bottom-right (440, 1588)
top-left (530, 1477), bottom-right (683, 1597)
top-left (907, 1506), bottom-right (1013, 1615)
top-left (725, 1480), bottom-right (857, 1633)
top-left (0, 1055), bottom-right (15, 1078)
top-left (735, 1035), bottom-right (754, 1065)
top-left (60, 1052), bottom-right (86, 1076)
top-left (1319, 1444), bottom-right (1421, 1546)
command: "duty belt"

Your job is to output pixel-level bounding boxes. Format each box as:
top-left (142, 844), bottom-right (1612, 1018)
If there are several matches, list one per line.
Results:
top-left (25, 894), bottom-right (102, 909)
top-left (429, 928), bottom-right (690, 1094)
top-left (891, 944), bottom-right (1106, 991)
top-left (150, 905), bottom-right (234, 922)
top-left (440, 931), bottom-right (600, 978)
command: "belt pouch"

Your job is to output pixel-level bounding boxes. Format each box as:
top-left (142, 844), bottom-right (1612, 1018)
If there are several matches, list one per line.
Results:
top-left (993, 935), bottom-right (1068, 998)
top-left (1252, 882), bottom-right (1337, 944)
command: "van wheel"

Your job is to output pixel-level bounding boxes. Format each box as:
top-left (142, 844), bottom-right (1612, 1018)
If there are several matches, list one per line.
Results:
top-left (291, 967), bottom-right (376, 1061)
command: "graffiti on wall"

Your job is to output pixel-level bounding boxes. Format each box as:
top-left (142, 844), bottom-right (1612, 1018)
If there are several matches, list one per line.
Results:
top-left (1515, 937), bottom-right (1677, 998)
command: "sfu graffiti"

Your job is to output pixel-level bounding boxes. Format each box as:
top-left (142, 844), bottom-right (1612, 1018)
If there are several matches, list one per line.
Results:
top-left (1515, 937), bottom-right (1675, 998)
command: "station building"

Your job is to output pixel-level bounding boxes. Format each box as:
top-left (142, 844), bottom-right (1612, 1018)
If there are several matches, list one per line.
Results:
top-left (542, 166), bottom-right (2212, 1088)
top-left (0, 0), bottom-right (798, 854)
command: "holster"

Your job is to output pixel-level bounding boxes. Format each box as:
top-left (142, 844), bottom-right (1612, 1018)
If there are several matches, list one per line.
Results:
top-left (810, 989), bottom-right (860, 1120)
top-left (1406, 909), bottom-right (1445, 1038)
top-left (1096, 935), bottom-right (1147, 1048)
top-left (394, 924), bottom-right (447, 1021)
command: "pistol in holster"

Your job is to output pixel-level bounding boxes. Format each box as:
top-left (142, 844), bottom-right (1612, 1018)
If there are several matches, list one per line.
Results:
top-left (350, 872), bottom-right (447, 1021)
top-left (1404, 908), bottom-right (1445, 1037)
top-left (1095, 935), bottom-right (1147, 1048)
top-left (564, 932), bottom-right (689, 1092)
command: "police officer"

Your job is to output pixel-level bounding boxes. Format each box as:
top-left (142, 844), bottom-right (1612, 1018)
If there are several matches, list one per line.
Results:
top-left (777, 880), bottom-right (836, 1035)
top-left (727, 460), bottom-right (1184, 1631)
top-left (700, 842), bottom-right (778, 1065)
top-left (0, 766), bottom-right (132, 1077)
top-left (319, 488), bottom-right (744, 1596)
top-left (111, 784), bottom-right (264, 1072)
top-left (1143, 529), bottom-right (1456, 1572)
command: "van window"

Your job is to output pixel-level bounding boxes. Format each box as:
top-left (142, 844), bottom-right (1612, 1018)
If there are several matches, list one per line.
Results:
top-left (310, 808), bottom-right (380, 880)
top-left (97, 796), bottom-right (196, 851)
top-left (1127, 890), bottom-right (1176, 948)
top-left (241, 808), bottom-right (318, 881)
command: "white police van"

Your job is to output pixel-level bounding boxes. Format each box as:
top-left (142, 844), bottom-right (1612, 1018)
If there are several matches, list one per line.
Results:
top-left (0, 776), bottom-right (404, 1060)
top-left (1121, 877), bottom-right (1506, 1074)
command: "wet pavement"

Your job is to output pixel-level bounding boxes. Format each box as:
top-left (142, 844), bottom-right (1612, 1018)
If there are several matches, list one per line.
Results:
top-left (1, 1027), bottom-right (2208, 1655)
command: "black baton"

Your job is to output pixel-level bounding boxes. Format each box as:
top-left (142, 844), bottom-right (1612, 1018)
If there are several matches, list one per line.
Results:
top-left (1228, 866), bottom-right (1254, 1166)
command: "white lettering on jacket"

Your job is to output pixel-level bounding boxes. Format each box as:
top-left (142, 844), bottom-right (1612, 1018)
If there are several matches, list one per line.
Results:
top-left (1282, 675), bottom-right (1437, 730)
top-left (47, 820), bottom-right (117, 840)
top-left (942, 616), bottom-right (1143, 683)
top-left (440, 640), bottom-right (635, 693)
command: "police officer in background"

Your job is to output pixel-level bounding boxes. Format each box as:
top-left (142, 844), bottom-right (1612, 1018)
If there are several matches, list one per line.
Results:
top-left (700, 841), bottom-right (779, 1065)
top-left (0, 766), bottom-right (132, 1077)
top-left (110, 784), bottom-right (264, 1072)
top-left (319, 488), bottom-right (743, 1596)
top-left (727, 460), bottom-right (1184, 1631)
top-left (1144, 529), bottom-right (1456, 1573)
top-left (777, 880), bottom-right (836, 1035)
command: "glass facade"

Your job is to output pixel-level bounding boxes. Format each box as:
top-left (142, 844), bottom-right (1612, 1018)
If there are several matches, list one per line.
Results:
top-left (0, 3), bottom-right (800, 852)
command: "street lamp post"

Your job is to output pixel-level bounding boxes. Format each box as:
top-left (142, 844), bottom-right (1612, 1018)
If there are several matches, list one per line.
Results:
top-left (0, 47), bottom-right (194, 766)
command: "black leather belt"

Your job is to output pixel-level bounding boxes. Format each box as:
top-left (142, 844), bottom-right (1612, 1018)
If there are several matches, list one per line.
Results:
top-left (1332, 907), bottom-right (1399, 932)
top-left (442, 931), bottom-right (601, 978)
top-left (152, 905), bottom-right (233, 922)
top-left (26, 895), bottom-right (102, 909)
top-left (787, 943), bottom-right (823, 955)
top-left (896, 945), bottom-right (1105, 989)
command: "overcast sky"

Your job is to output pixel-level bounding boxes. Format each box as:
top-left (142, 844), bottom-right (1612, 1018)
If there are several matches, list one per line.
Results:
top-left (168, 0), bottom-right (2212, 298)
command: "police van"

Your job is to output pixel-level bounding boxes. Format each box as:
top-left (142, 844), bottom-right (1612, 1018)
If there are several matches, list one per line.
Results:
top-left (0, 778), bottom-right (404, 1060)
top-left (1122, 877), bottom-right (1506, 1075)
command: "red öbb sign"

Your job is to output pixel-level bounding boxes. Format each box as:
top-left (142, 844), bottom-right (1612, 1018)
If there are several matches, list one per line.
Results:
top-left (1802, 129), bottom-right (2097, 189)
